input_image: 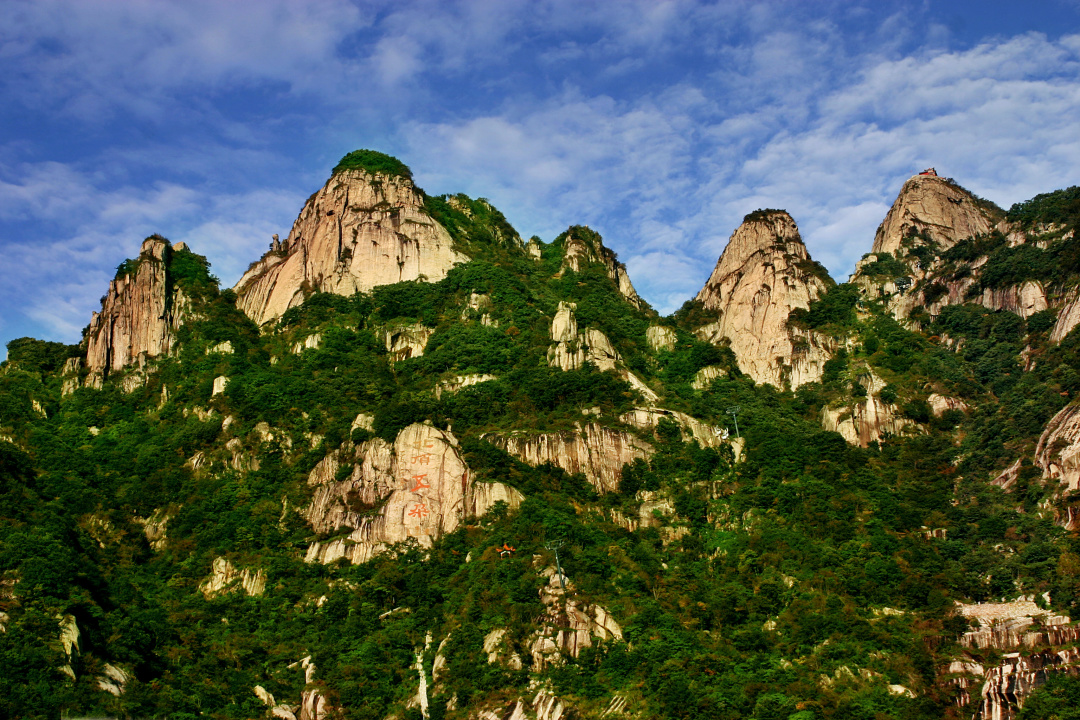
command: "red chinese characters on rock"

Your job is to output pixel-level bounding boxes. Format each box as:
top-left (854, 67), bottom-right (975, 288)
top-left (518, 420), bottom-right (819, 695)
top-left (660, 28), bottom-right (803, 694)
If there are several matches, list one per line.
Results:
top-left (410, 474), bottom-right (431, 492)
top-left (408, 503), bottom-right (429, 519)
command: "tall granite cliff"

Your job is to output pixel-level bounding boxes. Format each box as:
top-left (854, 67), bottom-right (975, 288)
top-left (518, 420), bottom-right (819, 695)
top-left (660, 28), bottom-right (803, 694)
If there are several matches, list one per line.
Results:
top-left (84, 235), bottom-right (193, 379)
top-left (234, 164), bottom-right (468, 325)
top-left (694, 210), bottom-right (833, 389)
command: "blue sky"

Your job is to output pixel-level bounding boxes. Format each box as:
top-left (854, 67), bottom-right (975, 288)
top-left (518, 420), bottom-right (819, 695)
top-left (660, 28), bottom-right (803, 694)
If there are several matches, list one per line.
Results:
top-left (2, 0), bottom-right (1080, 354)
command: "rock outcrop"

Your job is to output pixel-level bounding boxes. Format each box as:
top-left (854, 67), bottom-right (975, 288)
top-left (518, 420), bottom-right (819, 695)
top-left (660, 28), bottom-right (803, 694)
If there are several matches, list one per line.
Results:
top-left (385, 324), bottom-right (434, 363)
top-left (820, 370), bottom-right (912, 447)
top-left (645, 326), bottom-right (677, 351)
top-left (694, 210), bottom-right (832, 389)
top-left (547, 302), bottom-right (620, 372)
top-left (484, 424), bottom-right (653, 494)
top-left (304, 423), bottom-right (522, 564)
top-left (529, 567), bottom-right (623, 670)
top-left (871, 173), bottom-right (999, 257)
top-left (848, 173), bottom-right (1047, 324)
top-left (619, 407), bottom-right (728, 448)
top-left (544, 301), bottom-right (659, 402)
top-left (200, 557), bottom-right (266, 598)
top-left (234, 168), bottom-right (468, 325)
top-left (84, 236), bottom-right (192, 378)
top-left (557, 226), bottom-right (644, 309)
top-left (950, 598), bottom-right (1080, 720)
top-left (928, 393), bottom-right (970, 417)
top-left (978, 281), bottom-right (1049, 319)
top-left (691, 365), bottom-right (726, 390)
top-left (1035, 402), bottom-right (1080, 495)
top-left (435, 373), bottom-right (497, 399)
top-left (1051, 287), bottom-right (1080, 342)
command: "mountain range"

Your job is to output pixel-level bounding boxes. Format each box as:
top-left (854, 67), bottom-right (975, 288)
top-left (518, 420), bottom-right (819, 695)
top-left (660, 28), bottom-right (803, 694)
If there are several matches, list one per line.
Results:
top-left (3, 150), bottom-right (1080, 720)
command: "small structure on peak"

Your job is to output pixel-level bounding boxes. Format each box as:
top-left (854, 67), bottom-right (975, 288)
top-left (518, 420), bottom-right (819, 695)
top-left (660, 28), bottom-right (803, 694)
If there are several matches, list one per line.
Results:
top-left (918, 167), bottom-right (938, 176)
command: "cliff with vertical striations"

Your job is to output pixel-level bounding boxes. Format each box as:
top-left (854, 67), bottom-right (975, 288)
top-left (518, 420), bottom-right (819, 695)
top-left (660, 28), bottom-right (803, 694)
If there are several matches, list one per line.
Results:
top-left (234, 160), bottom-right (468, 326)
top-left (84, 235), bottom-right (192, 378)
top-left (694, 210), bottom-right (833, 389)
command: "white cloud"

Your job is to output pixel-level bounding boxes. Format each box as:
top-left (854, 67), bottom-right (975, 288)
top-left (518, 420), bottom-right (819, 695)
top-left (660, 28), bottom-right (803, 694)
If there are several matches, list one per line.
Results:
top-left (2, 0), bottom-right (369, 120)
top-left (401, 29), bottom-right (1080, 314)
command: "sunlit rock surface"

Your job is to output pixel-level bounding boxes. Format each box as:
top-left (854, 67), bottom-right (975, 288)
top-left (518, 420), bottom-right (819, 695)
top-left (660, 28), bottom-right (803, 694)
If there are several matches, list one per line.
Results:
top-left (305, 424), bottom-right (522, 563)
top-left (235, 169), bottom-right (468, 325)
top-left (695, 210), bottom-right (832, 389)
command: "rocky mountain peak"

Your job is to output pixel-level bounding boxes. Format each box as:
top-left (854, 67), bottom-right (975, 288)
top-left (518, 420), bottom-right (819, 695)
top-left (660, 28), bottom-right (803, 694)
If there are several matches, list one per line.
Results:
top-left (694, 210), bottom-right (833, 389)
top-left (557, 225), bottom-right (645, 309)
top-left (708, 209), bottom-right (806, 277)
top-left (83, 235), bottom-right (194, 380)
top-left (852, 172), bottom-right (1041, 322)
top-left (233, 153), bottom-right (469, 325)
top-left (871, 172), bottom-right (1001, 257)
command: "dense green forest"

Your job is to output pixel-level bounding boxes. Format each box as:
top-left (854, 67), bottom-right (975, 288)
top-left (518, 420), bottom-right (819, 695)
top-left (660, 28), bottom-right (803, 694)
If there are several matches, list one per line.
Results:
top-left (3, 158), bottom-right (1080, 720)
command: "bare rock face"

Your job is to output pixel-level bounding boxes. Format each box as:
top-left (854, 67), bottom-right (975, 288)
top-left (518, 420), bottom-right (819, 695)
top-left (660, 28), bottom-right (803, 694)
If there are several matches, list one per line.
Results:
top-left (619, 407), bottom-right (729, 448)
top-left (545, 302), bottom-right (660, 401)
top-left (1051, 287), bottom-right (1080, 342)
top-left (645, 325), bottom-right (677, 351)
top-left (484, 424), bottom-right (653, 494)
top-left (928, 393), bottom-right (970, 417)
top-left (950, 598), bottom-right (1080, 720)
top-left (850, 173), bottom-right (1029, 323)
top-left (978, 280), bottom-right (1049, 319)
top-left (547, 302), bottom-right (620, 372)
top-left (872, 174), bottom-right (998, 257)
top-left (434, 373), bottom-right (497, 399)
top-left (691, 365), bottom-right (726, 390)
top-left (695, 211), bottom-right (832, 389)
top-left (529, 568), bottom-right (623, 670)
top-left (558, 226), bottom-right (645, 309)
top-left (234, 169), bottom-right (468, 325)
top-left (1035, 402), bottom-right (1080, 494)
top-left (385, 324), bottom-right (434, 363)
top-left (200, 557), bottom-right (266, 598)
top-left (85, 236), bottom-right (191, 377)
top-left (304, 423), bottom-right (522, 564)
